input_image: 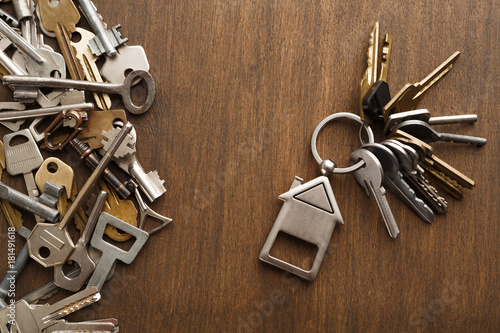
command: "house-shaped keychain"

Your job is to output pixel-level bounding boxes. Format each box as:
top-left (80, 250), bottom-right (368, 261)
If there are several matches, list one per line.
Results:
top-left (259, 176), bottom-right (344, 281)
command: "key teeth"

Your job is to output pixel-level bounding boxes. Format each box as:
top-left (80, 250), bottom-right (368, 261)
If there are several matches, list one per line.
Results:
top-left (88, 25), bottom-right (128, 57)
top-left (101, 128), bottom-right (135, 158)
top-left (150, 170), bottom-right (165, 185)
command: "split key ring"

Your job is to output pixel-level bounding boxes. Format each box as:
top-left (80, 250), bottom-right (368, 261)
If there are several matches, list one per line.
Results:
top-left (311, 112), bottom-right (374, 174)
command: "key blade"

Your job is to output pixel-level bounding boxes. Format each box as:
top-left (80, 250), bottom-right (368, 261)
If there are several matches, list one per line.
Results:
top-left (379, 34), bottom-right (392, 82)
top-left (38, 287), bottom-right (100, 323)
top-left (360, 22), bottom-right (379, 98)
top-left (368, 184), bottom-right (400, 238)
top-left (420, 163), bottom-right (464, 199)
top-left (386, 177), bottom-right (434, 223)
top-left (414, 51), bottom-right (460, 100)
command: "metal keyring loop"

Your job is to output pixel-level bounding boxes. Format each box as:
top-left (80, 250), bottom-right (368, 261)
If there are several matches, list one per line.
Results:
top-left (311, 112), bottom-right (374, 174)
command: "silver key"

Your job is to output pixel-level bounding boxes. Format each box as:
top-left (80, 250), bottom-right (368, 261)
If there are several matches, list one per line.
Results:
top-left (384, 139), bottom-right (448, 214)
top-left (43, 318), bottom-right (119, 333)
top-left (101, 125), bottom-right (167, 202)
top-left (3, 129), bottom-right (43, 199)
top-left (0, 287), bottom-right (100, 332)
top-left (0, 182), bottom-right (59, 222)
top-left (22, 269), bottom-right (80, 305)
top-left (0, 103), bottom-right (93, 122)
top-left (134, 186), bottom-right (172, 235)
top-left (392, 120), bottom-right (487, 147)
top-left (88, 212), bottom-right (149, 291)
top-left (101, 44), bottom-right (150, 84)
top-left (383, 109), bottom-right (478, 136)
top-left (0, 8), bottom-right (20, 28)
top-left (54, 191), bottom-right (107, 292)
top-left (361, 143), bottom-right (434, 223)
top-left (77, 0), bottom-right (127, 57)
top-left (350, 149), bottom-right (400, 238)
top-left (0, 16), bottom-right (65, 77)
top-left (3, 70), bottom-right (156, 114)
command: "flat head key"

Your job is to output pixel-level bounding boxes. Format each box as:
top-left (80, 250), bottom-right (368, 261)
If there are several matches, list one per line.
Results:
top-left (27, 123), bottom-right (133, 268)
top-left (3, 129), bottom-right (43, 199)
top-left (54, 191), bottom-right (107, 291)
top-left (350, 149), bottom-right (400, 238)
top-left (392, 120), bottom-right (487, 147)
top-left (3, 70), bottom-right (156, 114)
top-left (383, 51), bottom-right (460, 119)
top-left (88, 212), bottom-right (149, 291)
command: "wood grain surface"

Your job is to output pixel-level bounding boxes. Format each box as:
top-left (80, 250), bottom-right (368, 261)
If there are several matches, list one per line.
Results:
top-left (0, 0), bottom-right (498, 332)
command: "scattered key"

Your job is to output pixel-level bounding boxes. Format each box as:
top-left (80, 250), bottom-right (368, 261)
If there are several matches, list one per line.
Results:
top-left (88, 212), bottom-right (149, 291)
top-left (101, 124), bottom-right (167, 202)
top-left (3, 129), bottom-right (44, 199)
top-left (54, 191), bottom-right (107, 291)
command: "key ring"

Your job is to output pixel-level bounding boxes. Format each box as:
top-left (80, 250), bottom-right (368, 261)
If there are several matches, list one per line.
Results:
top-left (311, 112), bottom-right (374, 174)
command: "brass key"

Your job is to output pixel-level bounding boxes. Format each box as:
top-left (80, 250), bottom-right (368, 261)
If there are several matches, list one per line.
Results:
top-left (98, 180), bottom-right (138, 242)
top-left (71, 28), bottom-right (112, 110)
top-left (360, 22), bottom-right (393, 123)
top-left (38, 0), bottom-right (85, 80)
top-left (383, 51), bottom-right (460, 120)
top-left (419, 163), bottom-right (463, 200)
top-left (389, 130), bottom-right (475, 189)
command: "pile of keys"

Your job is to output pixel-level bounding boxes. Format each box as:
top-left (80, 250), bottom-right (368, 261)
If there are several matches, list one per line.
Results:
top-left (0, 0), bottom-right (171, 332)
top-left (260, 22), bottom-right (486, 281)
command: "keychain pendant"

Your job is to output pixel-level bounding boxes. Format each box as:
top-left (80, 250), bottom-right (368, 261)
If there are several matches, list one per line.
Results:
top-left (259, 176), bottom-right (344, 281)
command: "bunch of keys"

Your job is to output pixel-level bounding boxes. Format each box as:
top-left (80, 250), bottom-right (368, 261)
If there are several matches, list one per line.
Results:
top-left (260, 113), bottom-right (379, 280)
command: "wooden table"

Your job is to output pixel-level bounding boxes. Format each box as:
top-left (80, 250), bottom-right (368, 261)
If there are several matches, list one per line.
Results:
top-left (0, 0), bottom-right (498, 331)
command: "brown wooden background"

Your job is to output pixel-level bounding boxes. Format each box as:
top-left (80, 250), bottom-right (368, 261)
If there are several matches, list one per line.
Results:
top-left (0, 0), bottom-right (498, 332)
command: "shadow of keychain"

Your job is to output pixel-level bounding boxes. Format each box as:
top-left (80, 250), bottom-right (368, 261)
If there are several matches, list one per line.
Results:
top-left (259, 112), bottom-right (374, 281)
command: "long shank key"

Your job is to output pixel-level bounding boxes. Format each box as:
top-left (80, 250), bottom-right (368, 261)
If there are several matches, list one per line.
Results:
top-left (383, 109), bottom-right (478, 136)
top-left (3, 70), bottom-right (155, 114)
top-left (392, 120), bottom-right (487, 146)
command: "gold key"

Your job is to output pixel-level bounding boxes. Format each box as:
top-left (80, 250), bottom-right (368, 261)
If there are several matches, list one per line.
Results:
top-left (35, 157), bottom-right (74, 219)
top-left (389, 130), bottom-right (475, 189)
top-left (0, 141), bottom-right (23, 232)
top-left (71, 28), bottom-right (112, 110)
top-left (383, 51), bottom-right (460, 120)
top-left (360, 22), bottom-right (393, 123)
top-left (83, 180), bottom-right (138, 242)
top-left (419, 163), bottom-right (463, 200)
top-left (38, 0), bottom-right (85, 80)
